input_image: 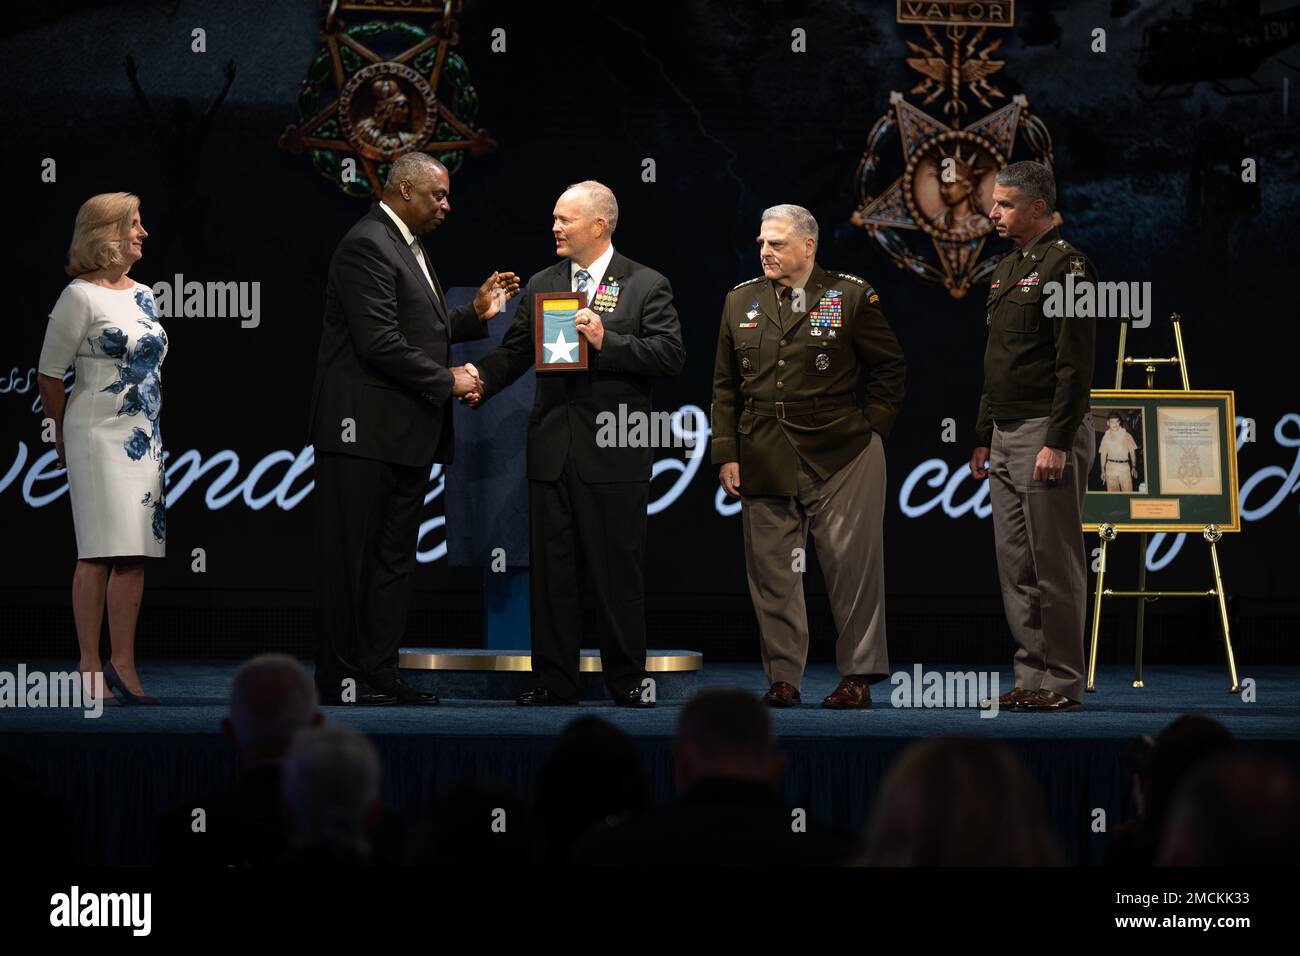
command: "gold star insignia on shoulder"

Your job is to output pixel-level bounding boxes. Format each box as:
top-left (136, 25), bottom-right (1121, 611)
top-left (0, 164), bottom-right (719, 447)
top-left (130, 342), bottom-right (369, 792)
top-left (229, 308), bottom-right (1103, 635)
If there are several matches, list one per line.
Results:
top-left (732, 276), bottom-right (764, 290)
top-left (833, 272), bottom-right (866, 285)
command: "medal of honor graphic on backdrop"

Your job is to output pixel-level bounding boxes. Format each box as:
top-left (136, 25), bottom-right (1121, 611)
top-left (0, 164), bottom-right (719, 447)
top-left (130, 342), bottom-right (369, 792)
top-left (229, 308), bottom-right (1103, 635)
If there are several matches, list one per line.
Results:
top-left (850, 1), bottom-right (1056, 299)
top-left (279, 0), bottom-right (494, 198)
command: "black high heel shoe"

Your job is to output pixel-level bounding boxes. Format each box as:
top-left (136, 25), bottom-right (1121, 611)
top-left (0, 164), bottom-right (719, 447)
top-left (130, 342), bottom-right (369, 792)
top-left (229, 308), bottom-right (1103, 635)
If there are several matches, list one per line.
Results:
top-left (103, 660), bottom-right (161, 706)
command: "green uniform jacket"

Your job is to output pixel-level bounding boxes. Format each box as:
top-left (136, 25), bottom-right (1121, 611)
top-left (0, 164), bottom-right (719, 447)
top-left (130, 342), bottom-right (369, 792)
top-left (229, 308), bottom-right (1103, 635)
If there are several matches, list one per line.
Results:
top-left (975, 226), bottom-right (1098, 451)
top-left (710, 262), bottom-right (906, 496)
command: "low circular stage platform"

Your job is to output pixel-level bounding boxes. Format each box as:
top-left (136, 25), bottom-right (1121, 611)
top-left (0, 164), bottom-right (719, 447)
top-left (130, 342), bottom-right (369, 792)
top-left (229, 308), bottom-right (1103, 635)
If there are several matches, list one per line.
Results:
top-left (399, 648), bottom-right (703, 700)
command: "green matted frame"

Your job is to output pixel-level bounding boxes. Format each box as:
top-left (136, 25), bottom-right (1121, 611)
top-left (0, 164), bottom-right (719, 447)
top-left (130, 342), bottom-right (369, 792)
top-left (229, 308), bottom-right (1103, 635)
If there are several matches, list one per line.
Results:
top-left (1083, 389), bottom-right (1240, 534)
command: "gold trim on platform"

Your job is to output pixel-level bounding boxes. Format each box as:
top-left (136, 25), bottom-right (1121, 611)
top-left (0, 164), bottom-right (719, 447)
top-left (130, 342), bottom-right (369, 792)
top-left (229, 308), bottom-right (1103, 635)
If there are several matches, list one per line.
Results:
top-left (399, 652), bottom-right (703, 673)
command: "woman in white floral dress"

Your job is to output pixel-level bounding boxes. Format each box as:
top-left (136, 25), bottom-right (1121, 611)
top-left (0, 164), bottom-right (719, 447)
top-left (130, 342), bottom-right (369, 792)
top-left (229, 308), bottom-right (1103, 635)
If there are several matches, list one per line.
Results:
top-left (37, 193), bottom-right (167, 705)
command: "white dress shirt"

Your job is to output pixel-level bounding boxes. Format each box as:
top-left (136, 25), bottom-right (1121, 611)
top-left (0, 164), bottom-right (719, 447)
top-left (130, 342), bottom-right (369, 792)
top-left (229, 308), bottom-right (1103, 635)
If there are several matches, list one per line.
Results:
top-left (570, 244), bottom-right (615, 298)
top-left (379, 200), bottom-right (436, 295)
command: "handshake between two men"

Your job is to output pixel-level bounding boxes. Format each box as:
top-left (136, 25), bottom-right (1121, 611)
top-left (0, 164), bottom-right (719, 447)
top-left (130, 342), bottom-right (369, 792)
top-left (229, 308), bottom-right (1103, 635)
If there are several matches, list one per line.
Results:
top-left (452, 280), bottom-right (610, 409)
top-left (449, 269), bottom-right (521, 405)
top-left (313, 162), bottom-right (681, 710)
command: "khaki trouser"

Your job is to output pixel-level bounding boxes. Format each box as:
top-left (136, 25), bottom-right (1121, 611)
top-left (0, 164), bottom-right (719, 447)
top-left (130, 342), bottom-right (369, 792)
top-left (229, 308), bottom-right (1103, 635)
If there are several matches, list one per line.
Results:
top-left (989, 414), bottom-right (1095, 701)
top-left (740, 437), bottom-right (888, 689)
top-left (1103, 460), bottom-right (1133, 492)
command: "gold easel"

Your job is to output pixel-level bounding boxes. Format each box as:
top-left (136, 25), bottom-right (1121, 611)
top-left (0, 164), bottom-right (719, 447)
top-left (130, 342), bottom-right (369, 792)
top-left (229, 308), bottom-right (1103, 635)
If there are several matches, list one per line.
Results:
top-left (1085, 312), bottom-right (1241, 693)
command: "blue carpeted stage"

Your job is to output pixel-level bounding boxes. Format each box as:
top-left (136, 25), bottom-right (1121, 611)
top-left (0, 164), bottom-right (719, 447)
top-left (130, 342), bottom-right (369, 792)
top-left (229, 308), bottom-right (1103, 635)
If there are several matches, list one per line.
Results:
top-left (2, 659), bottom-right (1297, 865)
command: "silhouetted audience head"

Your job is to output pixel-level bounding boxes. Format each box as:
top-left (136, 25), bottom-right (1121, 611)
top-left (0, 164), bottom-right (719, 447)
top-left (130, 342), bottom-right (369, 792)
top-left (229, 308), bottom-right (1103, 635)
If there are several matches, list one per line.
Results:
top-left (1144, 714), bottom-right (1235, 830)
top-left (1105, 715), bottom-right (1236, 867)
top-left (535, 716), bottom-right (647, 863)
top-left (1157, 755), bottom-right (1300, 866)
top-left (282, 725), bottom-right (381, 862)
top-left (223, 654), bottom-right (322, 766)
top-left (864, 737), bottom-right (1061, 866)
top-left (407, 779), bottom-right (534, 866)
top-left (673, 688), bottom-right (784, 790)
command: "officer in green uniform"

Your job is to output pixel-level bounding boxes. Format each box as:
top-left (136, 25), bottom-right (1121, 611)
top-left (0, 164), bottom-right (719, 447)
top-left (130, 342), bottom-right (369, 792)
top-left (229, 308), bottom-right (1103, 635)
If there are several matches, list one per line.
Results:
top-left (969, 161), bottom-right (1097, 713)
top-left (711, 205), bottom-right (905, 709)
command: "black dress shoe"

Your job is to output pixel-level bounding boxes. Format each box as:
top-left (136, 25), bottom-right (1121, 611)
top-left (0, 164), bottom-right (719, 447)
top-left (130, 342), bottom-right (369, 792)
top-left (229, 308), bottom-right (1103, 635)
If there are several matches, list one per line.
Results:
top-left (613, 686), bottom-right (655, 708)
top-left (516, 687), bottom-right (579, 706)
top-left (372, 679), bottom-right (440, 706)
top-left (316, 681), bottom-right (398, 706)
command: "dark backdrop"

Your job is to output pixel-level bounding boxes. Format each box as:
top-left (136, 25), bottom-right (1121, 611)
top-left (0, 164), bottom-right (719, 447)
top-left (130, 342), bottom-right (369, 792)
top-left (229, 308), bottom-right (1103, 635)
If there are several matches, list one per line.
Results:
top-left (4, 0), bottom-right (1297, 661)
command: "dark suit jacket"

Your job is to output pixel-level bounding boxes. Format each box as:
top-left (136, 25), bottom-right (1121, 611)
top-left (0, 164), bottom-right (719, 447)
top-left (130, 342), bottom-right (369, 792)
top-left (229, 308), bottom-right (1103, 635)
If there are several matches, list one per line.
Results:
top-left (474, 250), bottom-right (685, 483)
top-left (309, 204), bottom-right (488, 468)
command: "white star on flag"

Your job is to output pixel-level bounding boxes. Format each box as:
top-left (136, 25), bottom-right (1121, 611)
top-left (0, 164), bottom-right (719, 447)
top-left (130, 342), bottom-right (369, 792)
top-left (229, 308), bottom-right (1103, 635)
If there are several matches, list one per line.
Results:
top-left (544, 329), bottom-right (577, 363)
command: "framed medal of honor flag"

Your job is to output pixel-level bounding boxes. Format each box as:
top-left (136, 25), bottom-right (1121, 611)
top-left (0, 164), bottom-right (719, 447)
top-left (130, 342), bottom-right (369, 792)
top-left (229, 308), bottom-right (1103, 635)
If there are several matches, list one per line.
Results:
top-left (534, 291), bottom-right (589, 372)
top-left (1082, 389), bottom-right (1240, 532)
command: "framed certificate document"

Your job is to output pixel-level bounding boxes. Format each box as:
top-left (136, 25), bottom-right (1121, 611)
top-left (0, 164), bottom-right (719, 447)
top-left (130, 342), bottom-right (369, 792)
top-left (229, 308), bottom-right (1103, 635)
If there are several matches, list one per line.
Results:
top-left (1082, 389), bottom-right (1239, 532)
top-left (534, 291), bottom-right (588, 372)
top-left (1157, 406), bottom-right (1224, 497)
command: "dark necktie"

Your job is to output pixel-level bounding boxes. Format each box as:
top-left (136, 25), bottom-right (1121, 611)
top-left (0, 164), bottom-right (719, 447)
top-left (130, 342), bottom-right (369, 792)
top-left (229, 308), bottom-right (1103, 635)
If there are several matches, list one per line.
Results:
top-left (778, 285), bottom-right (795, 329)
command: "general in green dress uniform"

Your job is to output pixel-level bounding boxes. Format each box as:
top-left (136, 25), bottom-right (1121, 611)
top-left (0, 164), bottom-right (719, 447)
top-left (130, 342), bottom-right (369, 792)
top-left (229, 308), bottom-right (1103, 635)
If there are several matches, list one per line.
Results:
top-left (970, 161), bottom-right (1098, 713)
top-left (711, 205), bottom-right (905, 709)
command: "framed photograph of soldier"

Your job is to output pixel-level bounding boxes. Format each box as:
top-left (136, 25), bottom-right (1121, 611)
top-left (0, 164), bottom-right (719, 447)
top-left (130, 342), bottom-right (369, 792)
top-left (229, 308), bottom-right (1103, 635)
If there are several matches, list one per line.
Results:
top-left (533, 291), bottom-right (589, 372)
top-left (1090, 406), bottom-right (1147, 494)
top-left (1082, 390), bottom-right (1240, 533)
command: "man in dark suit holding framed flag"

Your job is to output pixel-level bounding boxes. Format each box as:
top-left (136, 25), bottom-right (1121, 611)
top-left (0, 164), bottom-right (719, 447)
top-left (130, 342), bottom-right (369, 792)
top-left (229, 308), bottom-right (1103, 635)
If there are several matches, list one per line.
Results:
top-left (467, 181), bottom-right (685, 707)
top-left (309, 153), bottom-right (518, 706)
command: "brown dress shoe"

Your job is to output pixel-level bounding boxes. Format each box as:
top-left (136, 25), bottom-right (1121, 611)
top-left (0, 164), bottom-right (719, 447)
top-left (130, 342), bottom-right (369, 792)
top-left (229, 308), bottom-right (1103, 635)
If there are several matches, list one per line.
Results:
top-left (981, 686), bottom-right (1034, 708)
top-left (822, 675), bottom-right (872, 710)
top-left (1012, 689), bottom-right (1081, 712)
top-left (763, 681), bottom-right (801, 707)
